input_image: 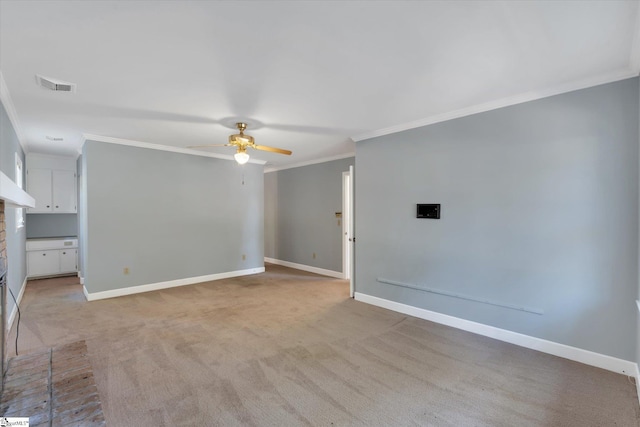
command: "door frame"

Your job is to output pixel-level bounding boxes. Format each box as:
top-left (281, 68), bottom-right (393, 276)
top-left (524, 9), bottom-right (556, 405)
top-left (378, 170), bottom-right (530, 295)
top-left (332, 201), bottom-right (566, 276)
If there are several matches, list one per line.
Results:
top-left (343, 166), bottom-right (355, 297)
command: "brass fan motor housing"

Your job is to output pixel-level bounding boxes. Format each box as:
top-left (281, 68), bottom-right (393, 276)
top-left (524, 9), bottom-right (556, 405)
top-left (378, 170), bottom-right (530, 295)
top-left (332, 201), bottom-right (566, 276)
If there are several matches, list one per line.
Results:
top-left (229, 123), bottom-right (255, 147)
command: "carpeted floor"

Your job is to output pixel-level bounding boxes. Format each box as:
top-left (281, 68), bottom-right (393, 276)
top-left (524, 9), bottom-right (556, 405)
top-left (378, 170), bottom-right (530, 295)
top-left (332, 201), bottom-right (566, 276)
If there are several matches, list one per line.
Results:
top-left (7, 264), bottom-right (640, 426)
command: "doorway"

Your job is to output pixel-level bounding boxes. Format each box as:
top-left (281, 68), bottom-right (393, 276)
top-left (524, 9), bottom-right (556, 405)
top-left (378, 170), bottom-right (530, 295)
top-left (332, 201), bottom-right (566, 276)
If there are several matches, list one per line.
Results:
top-left (342, 166), bottom-right (354, 297)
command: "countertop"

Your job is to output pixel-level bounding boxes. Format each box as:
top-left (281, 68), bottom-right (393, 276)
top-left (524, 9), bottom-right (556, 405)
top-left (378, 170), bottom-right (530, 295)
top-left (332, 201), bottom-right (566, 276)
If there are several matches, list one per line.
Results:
top-left (27, 236), bottom-right (78, 241)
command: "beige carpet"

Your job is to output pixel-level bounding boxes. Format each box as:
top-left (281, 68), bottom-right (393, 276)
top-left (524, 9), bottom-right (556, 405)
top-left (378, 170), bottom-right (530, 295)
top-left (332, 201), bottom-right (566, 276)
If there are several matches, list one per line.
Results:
top-left (7, 264), bottom-right (640, 426)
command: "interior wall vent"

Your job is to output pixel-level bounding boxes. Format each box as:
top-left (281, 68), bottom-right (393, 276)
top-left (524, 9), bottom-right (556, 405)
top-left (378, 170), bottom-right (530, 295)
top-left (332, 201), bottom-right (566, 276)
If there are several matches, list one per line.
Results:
top-left (35, 75), bottom-right (76, 92)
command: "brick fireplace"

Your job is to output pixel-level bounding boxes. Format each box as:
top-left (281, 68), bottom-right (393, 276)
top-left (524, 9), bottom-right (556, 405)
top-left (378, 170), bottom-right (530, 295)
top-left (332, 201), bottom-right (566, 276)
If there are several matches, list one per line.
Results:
top-left (0, 170), bottom-right (36, 398)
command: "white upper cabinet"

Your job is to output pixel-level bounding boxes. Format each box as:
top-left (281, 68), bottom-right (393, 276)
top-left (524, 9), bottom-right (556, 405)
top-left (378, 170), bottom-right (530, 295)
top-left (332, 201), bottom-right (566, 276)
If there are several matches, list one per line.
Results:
top-left (26, 154), bottom-right (77, 213)
top-left (52, 170), bottom-right (76, 212)
top-left (27, 168), bottom-right (53, 212)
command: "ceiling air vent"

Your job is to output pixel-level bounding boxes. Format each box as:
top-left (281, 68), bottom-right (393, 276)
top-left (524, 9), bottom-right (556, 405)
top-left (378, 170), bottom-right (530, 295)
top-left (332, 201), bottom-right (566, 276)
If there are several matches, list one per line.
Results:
top-left (35, 75), bottom-right (76, 92)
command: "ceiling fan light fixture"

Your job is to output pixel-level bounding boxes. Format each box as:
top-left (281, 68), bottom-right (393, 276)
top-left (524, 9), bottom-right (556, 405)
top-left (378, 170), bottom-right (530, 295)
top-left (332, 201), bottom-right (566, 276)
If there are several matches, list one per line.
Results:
top-left (187, 121), bottom-right (291, 162)
top-left (234, 150), bottom-right (250, 165)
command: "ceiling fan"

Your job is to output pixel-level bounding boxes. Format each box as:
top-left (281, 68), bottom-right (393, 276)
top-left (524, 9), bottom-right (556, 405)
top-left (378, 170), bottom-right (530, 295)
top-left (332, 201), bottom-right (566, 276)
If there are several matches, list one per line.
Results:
top-left (189, 122), bottom-right (292, 164)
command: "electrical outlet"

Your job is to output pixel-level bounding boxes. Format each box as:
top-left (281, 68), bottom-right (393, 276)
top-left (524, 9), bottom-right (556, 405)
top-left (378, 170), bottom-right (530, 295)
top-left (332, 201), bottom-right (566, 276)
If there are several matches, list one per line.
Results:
top-left (123, 267), bottom-right (130, 275)
top-left (242, 254), bottom-right (246, 261)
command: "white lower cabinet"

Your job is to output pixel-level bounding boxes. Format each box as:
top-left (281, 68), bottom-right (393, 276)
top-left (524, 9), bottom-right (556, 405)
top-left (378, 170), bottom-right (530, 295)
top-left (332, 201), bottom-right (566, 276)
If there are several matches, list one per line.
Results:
top-left (59, 249), bottom-right (77, 273)
top-left (27, 251), bottom-right (61, 276)
top-left (27, 238), bottom-right (78, 278)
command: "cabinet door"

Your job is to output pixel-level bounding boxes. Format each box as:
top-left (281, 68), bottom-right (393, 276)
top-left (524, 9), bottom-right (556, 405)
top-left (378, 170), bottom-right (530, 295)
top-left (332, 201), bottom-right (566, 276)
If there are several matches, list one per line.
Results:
top-left (27, 169), bottom-right (53, 213)
top-left (59, 249), bottom-right (77, 273)
top-left (52, 170), bottom-right (76, 213)
top-left (27, 250), bottom-right (60, 277)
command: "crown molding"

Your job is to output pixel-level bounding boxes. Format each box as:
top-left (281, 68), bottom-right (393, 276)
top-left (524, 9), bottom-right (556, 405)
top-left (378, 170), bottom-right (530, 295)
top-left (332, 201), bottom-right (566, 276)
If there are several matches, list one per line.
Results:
top-left (264, 152), bottom-right (355, 173)
top-left (81, 133), bottom-right (267, 165)
top-left (352, 68), bottom-right (638, 142)
top-left (0, 71), bottom-right (28, 152)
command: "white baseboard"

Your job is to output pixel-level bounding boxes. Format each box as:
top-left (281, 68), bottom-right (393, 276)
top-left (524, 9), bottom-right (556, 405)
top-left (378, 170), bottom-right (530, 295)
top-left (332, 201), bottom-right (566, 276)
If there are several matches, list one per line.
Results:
top-left (7, 276), bottom-right (27, 334)
top-left (636, 301), bottom-right (640, 406)
top-left (355, 292), bottom-right (637, 376)
top-left (79, 276), bottom-right (85, 285)
top-left (264, 257), bottom-right (344, 279)
top-left (635, 364), bottom-right (640, 407)
top-left (83, 267), bottom-right (265, 301)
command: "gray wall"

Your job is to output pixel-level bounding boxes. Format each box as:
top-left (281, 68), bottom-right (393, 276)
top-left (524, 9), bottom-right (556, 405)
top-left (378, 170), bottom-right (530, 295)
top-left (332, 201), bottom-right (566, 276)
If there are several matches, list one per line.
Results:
top-left (637, 79), bottom-right (640, 369)
top-left (0, 102), bottom-right (27, 317)
top-left (356, 78), bottom-right (639, 361)
top-left (26, 214), bottom-right (77, 238)
top-left (265, 157), bottom-right (354, 273)
top-left (82, 140), bottom-right (264, 293)
top-left (77, 155), bottom-right (84, 279)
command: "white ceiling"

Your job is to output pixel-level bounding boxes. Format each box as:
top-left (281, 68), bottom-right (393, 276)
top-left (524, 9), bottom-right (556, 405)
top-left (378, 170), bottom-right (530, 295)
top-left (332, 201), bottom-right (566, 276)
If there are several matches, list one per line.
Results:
top-left (1, 1), bottom-right (639, 169)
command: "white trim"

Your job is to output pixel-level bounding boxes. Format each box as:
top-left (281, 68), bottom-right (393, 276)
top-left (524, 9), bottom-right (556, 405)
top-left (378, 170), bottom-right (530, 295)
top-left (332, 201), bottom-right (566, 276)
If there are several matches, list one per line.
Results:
top-left (79, 276), bottom-right (85, 285)
top-left (635, 364), bottom-right (640, 409)
top-left (81, 133), bottom-right (267, 165)
top-left (264, 257), bottom-right (344, 279)
top-left (7, 277), bottom-right (27, 334)
top-left (0, 71), bottom-right (28, 152)
top-left (264, 153), bottom-right (355, 173)
top-left (83, 267), bottom-right (265, 301)
top-left (352, 69), bottom-right (637, 142)
top-left (354, 292), bottom-right (637, 376)
top-left (637, 301), bottom-right (640, 407)
top-left (0, 171), bottom-right (35, 208)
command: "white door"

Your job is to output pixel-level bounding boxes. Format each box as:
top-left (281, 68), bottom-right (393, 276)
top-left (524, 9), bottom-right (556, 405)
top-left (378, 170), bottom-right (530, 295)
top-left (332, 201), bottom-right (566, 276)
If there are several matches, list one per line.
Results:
top-left (53, 170), bottom-right (77, 212)
top-left (343, 165), bottom-right (355, 297)
top-left (59, 249), bottom-right (77, 273)
top-left (27, 250), bottom-right (59, 276)
top-left (27, 169), bottom-right (53, 212)
top-left (343, 171), bottom-right (351, 281)
top-left (348, 165), bottom-right (355, 297)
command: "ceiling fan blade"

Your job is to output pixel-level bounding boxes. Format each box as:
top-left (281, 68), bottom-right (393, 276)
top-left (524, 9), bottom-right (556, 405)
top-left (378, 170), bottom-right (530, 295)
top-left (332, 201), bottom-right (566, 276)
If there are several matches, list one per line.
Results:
top-left (254, 145), bottom-right (292, 155)
top-left (187, 144), bottom-right (232, 148)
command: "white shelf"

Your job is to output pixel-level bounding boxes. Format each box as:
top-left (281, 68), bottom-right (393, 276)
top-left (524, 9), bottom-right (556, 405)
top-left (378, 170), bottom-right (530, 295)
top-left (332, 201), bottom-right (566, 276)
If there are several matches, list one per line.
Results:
top-left (0, 171), bottom-right (35, 208)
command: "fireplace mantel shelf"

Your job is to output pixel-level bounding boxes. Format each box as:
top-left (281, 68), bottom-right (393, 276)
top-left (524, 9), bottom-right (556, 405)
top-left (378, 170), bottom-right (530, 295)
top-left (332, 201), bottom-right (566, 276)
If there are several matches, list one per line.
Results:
top-left (0, 171), bottom-right (34, 208)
